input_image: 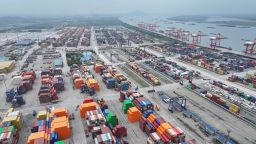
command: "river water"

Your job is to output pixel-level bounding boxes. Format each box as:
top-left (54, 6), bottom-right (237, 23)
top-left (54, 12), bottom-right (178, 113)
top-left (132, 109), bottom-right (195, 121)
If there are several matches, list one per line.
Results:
top-left (121, 16), bottom-right (256, 52)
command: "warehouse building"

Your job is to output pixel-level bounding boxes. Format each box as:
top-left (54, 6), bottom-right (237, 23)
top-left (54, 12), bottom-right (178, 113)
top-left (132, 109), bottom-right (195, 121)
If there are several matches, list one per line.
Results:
top-left (80, 52), bottom-right (92, 62)
top-left (0, 60), bottom-right (15, 73)
top-left (15, 39), bottom-right (35, 46)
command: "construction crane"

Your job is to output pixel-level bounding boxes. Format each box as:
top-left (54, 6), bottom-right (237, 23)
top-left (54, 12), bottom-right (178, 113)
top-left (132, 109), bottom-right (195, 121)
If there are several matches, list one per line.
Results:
top-left (191, 31), bottom-right (207, 44)
top-left (209, 33), bottom-right (227, 49)
top-left (242, 38), bottom-right (256, 55)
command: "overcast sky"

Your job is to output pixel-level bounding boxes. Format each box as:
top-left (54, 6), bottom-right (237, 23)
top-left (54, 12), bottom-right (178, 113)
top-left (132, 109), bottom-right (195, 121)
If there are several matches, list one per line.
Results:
top-left (1, 0), bottom-right (256, 16)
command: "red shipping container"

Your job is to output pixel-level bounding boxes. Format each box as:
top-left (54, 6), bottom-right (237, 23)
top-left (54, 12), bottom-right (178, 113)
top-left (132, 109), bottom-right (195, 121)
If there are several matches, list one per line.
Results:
top-left (145, 125), bottom-right (152, 135)
top-left (139, 122), bottom-right (145, 132)
top-left (157, 117), bottom-right (165, 124)
top-left (188, 139), bottom-right (197, 144)
top-left (152, 121), bottom-right (160, 129)
top-left (157, 131), bottom-right (170, 143)
top-left (83, 98), bottom-right (94, 104)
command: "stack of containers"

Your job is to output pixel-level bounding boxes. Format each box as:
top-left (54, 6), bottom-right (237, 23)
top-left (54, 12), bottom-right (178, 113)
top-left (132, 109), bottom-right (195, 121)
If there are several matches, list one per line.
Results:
top-left (85, 78), bottom-right (100, 91)
top-left (106, 78), bottom-right (117, 89)
top-left (94, 126), bottom-right (116, 144)
top-left (147, 132), bottom-right (161, 144)
top-left (133, 97), bottom-right (154, 113)
top-left (85, 109), bottom-right (106, 130)
top-left (106, 112), bottom-right (118, 127)
top-left (51, 116), bottom-right (70, 140)
top-left (39, 72), bottom-right (58, 103)
top-left (74, 78), bottom-right (84, 89)
top-left (11, 70), bottom-right (36, 93)
top-left (0, 109), bottom-right (21, 144)
top-left (145, 113), bottom-right (185, 143)
top-left (112, 124), bottom-right (127, 139)
top-left (122, 100), bottom-right (134, 114)
top-left (114, 73), bottom-right (127, 83)
top-left (120, 91), bottom-right (186, 143)
top-left (96, 64), bottom-right (130, 91)
top-left (38, 84), bottom-right (58, 103)
top-left (102, 73), bottom-right (113, 83)
top-left (27, 107), bottom-right (71, 144)
top-left (81, 101), bottom-right (122, 143)
top-left (127, 107), bottom-right (142, 123)
top-left (118, 81), bottom-right (130, 91)
top-left (80, 102), bottom-right (98, 118)
top-left (94, 63), bottom-right (105, 73)
top-left (83, 98), bottom-right (94, 103)
top-left (37, 110), bottom-right (48, 120)
top-left (2, 110), bottom-right (23, 130)
top-left (53, 75), bottom-right (65, 92)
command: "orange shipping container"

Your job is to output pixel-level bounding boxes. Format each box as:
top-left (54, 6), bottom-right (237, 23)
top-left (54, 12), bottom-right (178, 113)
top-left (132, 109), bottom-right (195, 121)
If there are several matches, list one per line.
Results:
top-left (51, 116), bottom-right (69, 127)
top-left (51, 121), bottom-right (71, 140)
top-left (27, 131), bottom-right (46, 144)
top-left (85, 79), bottom-right (100, 91)
top-left (74, 78), bottom-right (84, 89)
top-left (157, 122), bottom-right (172, 135)
top-left (94, 64), bottom-right (104, 73)
top-left (41, 78), bottom-right (51, 84)
top-left (127, 107), bottom-right (142, 123)
top-left (51, 108), bottom-right (68, 117)
top-left (80, 102), bottom-right (98, 118)
top-left (147, 114), bottom-right (155, 123)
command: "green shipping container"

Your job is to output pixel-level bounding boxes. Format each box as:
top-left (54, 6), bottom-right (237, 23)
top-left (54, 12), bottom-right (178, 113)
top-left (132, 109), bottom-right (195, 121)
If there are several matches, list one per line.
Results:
top-left (106, 111), bottom-right (118, 127)
top-left (248, 83), bottom-right (254, 88)
top-left (54, 140), bottom-right (70, 144)
top-left (122, 100), bottom-right (134, 114)
top-left (0, 127), bottom-right (3, 135)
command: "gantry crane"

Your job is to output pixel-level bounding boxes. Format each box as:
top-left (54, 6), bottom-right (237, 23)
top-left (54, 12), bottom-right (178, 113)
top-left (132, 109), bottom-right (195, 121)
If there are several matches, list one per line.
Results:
top-left (191, 31), bottom-right (207, 44)
top-left (165, 27), bottom-right (176, 37)
top-left (242, 38), bottom-right (256, 55)
top-left (181, 31), bottom-right (190, 41)
top-left (209, 33), bottom-right (227, 49)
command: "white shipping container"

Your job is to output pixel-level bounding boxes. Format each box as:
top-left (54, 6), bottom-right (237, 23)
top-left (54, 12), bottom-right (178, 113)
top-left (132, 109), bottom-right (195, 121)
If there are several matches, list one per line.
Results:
top-left (12, 76), bottom-right (22, 85)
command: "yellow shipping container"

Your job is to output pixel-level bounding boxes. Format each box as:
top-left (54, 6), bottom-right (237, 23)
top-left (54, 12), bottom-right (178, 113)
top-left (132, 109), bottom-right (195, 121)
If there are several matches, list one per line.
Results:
top-left (229, 104), bottom-right (240, 114)
top-left (217, 70), bottom-right (224, 75)
top-left (7, 108), bottom-right (14, 113)
top-left (3, 115), bottom-right (23, 130)
top-left (114, 73), bottom-right (122, 78)
top-left (37, 110), bottom-right (47, 120)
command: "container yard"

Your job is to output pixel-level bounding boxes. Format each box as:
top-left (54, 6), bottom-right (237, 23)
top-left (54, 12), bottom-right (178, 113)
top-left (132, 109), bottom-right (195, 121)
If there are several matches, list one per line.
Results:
top-left (21, 48), bottom-right (62, 71)
top-left (1, 18), bottom-right (256, 144)
top-left (95, 27), bottom-right (126, 47)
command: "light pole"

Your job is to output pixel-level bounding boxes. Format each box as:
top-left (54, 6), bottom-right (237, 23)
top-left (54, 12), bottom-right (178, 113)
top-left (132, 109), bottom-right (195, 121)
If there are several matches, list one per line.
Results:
top-left (16, 61), bottom-right (20, 71)
top-left (0, 74), bottom-right (7, 91)
top-left (225, 129), bottom-right (231, 144)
